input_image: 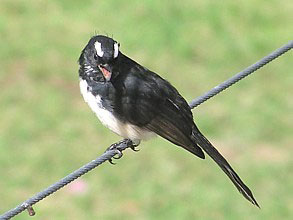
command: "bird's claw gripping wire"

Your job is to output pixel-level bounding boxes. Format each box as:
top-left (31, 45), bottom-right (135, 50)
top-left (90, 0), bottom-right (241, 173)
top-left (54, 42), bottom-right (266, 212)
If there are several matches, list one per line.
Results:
top-left (130, 144), bottom-right (140, 152)
top-left (104, 139), bottom-right (140, 164)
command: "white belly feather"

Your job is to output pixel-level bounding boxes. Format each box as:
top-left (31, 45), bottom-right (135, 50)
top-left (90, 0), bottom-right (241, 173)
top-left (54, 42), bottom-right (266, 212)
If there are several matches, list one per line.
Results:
top-left (79, 79), bottom-right (155, 141)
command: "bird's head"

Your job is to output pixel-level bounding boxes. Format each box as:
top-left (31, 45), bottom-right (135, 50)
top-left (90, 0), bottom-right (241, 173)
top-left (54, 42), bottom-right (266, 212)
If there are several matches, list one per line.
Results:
top-left (79, 35), bottom-right (120, 82)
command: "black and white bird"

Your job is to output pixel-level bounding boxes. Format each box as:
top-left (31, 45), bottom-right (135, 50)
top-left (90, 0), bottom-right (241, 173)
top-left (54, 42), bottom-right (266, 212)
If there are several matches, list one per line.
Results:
top-left (78, 35), bottom-right (259, 207)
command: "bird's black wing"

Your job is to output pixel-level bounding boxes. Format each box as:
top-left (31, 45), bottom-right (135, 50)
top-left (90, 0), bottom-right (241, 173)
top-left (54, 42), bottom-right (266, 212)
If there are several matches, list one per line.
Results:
top-left (113, 61), bottom-right (204, 158)
top-left (113, 56), bottom-right (259, 206)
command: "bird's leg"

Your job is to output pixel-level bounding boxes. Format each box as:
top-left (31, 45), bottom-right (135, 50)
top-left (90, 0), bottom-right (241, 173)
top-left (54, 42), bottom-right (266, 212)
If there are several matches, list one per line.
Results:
top-left (105, 139), bottom-right (140, 164)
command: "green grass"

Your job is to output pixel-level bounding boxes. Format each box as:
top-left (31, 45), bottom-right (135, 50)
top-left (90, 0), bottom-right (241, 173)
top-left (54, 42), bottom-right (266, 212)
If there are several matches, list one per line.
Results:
top-left (0, 0), bottom-right (292, 219)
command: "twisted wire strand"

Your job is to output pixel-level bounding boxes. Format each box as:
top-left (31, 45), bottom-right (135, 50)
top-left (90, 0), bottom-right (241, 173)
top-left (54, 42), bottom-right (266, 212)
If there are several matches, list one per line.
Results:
top-left (189, 41), bottom-right (293, 108)
top-left (1, 40), bottom-right (292, 220)
top-left (0, 142), bottom-right (132, 220)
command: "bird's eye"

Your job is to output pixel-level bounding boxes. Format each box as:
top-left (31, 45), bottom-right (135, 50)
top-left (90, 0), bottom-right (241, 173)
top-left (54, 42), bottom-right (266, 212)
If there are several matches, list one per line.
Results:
top-left (93, 53), bottom-right (98, 60)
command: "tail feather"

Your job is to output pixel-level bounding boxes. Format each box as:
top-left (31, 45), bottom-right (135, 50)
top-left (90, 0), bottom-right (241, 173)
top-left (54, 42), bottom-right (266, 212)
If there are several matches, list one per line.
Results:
top-left (192, 129), bottom-right (259, 207)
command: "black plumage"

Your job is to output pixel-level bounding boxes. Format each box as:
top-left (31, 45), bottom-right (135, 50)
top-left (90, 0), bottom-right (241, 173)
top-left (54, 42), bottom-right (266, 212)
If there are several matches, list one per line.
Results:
top-left (78, 35), bottom-right (259, 207)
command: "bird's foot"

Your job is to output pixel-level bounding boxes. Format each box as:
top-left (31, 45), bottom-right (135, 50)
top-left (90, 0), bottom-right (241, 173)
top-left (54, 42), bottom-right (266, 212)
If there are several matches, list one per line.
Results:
top-left (105, 139), bottom-right (140, 164)
top-left (129, 139), bottom-right (140, 152)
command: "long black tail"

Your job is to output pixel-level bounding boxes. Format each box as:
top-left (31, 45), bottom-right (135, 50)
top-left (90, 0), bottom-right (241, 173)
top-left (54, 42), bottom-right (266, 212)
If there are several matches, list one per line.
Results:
top-left (192, 129), bottom-right (259, 207)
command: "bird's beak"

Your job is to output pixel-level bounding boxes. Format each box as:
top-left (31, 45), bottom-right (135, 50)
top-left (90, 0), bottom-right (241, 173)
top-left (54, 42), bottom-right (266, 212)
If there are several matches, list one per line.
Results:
top-left (98, 64), bottom-right (112, 82)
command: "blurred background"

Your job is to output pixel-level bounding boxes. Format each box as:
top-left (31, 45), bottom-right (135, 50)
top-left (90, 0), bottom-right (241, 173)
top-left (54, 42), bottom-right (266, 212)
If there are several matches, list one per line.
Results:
top-left (0, 0), bottom-right (292, 219)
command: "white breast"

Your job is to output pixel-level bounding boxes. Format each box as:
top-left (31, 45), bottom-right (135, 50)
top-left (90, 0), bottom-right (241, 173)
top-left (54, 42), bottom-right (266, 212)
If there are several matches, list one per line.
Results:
top-left (79, 79), bottom-right (155, 141)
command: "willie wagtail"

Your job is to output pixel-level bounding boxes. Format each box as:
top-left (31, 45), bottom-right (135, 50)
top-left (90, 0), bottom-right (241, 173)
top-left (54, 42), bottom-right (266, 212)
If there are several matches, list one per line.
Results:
top-left (78, 35), bottom-right (259, 207)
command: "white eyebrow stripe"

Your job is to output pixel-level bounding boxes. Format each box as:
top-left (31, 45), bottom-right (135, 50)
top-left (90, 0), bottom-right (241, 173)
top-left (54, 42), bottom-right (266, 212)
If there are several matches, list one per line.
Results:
top-left (94, 41), bottom-right (104, 57)
top-left (114, 42), bottom-right (119, 58)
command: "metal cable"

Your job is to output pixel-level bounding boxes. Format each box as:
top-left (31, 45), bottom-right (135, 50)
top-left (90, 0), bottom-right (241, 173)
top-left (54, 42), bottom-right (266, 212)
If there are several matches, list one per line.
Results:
top-left (0, 141), bottom-right (132, 220)
top-left (189, 41), bottom-right (293, 108)
top-left (1, 40), bottom-right (292, 220)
